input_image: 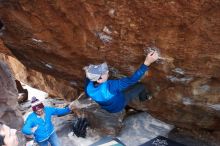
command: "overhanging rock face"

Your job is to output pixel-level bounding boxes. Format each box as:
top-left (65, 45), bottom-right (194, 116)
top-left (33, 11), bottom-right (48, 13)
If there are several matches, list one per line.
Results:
top-left (0, 0), bottom-right (220, 130)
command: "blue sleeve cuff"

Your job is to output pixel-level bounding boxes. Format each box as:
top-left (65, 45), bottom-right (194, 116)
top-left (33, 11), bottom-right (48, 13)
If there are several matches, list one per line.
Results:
top-left (140, 64), bottom-right (149, 71)
top-left (67, 107), bottom-right (71, 113)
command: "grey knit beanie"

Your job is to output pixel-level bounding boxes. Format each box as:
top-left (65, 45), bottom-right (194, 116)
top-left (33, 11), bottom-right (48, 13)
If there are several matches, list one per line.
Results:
top-left (84, 62), bottom-right (109, 81)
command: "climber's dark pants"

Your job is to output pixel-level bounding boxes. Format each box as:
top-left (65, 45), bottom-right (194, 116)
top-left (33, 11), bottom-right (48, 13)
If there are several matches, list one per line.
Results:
top-left (122, 82), bottom-right (150, 104)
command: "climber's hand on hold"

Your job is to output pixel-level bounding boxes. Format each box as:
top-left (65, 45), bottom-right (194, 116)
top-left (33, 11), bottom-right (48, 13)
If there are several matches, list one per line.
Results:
top-left (144, 50), bottom-right (159, 66)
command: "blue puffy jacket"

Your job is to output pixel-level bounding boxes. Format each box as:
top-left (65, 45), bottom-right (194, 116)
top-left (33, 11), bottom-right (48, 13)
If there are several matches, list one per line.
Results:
top-left (86, 64), bottom-right (149, 113)
top-left (22, 106), bottom-right (71, 142)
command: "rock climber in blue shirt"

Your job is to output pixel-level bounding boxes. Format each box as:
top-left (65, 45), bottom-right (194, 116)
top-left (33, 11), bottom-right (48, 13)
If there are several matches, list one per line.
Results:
top-left (84, 50), bottom-right (159, 113)
top-left (22, 97), bottom-right (75, 146)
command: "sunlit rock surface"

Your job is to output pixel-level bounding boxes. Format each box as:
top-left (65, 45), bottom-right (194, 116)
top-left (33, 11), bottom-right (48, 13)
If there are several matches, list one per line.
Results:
top-left (0, 60), bottom-right (23, 129)
top-left (0, 0), bottom-right (220, 131)
top-left (0, 54), bottom-right (78, 100)
top-left (118, 112), bottom-right (174, 146)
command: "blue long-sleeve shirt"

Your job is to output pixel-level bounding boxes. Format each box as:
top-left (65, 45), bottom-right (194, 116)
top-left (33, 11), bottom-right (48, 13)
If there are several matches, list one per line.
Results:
top-left (22, 106), bottom-right (71, 142)
top-left (86, 64), bottom-right (149, 113)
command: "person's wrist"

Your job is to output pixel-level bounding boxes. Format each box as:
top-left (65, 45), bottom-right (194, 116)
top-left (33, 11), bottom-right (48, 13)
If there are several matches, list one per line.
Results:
top-left (68, 105), bottom-right (73, 110)
top-left (144, 61), bottom-right (151, 66)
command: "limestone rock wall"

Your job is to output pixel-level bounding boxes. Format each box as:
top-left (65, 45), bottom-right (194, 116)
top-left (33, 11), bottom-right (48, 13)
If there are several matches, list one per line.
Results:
top-left (0, 0), bottom-right (219, 130)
